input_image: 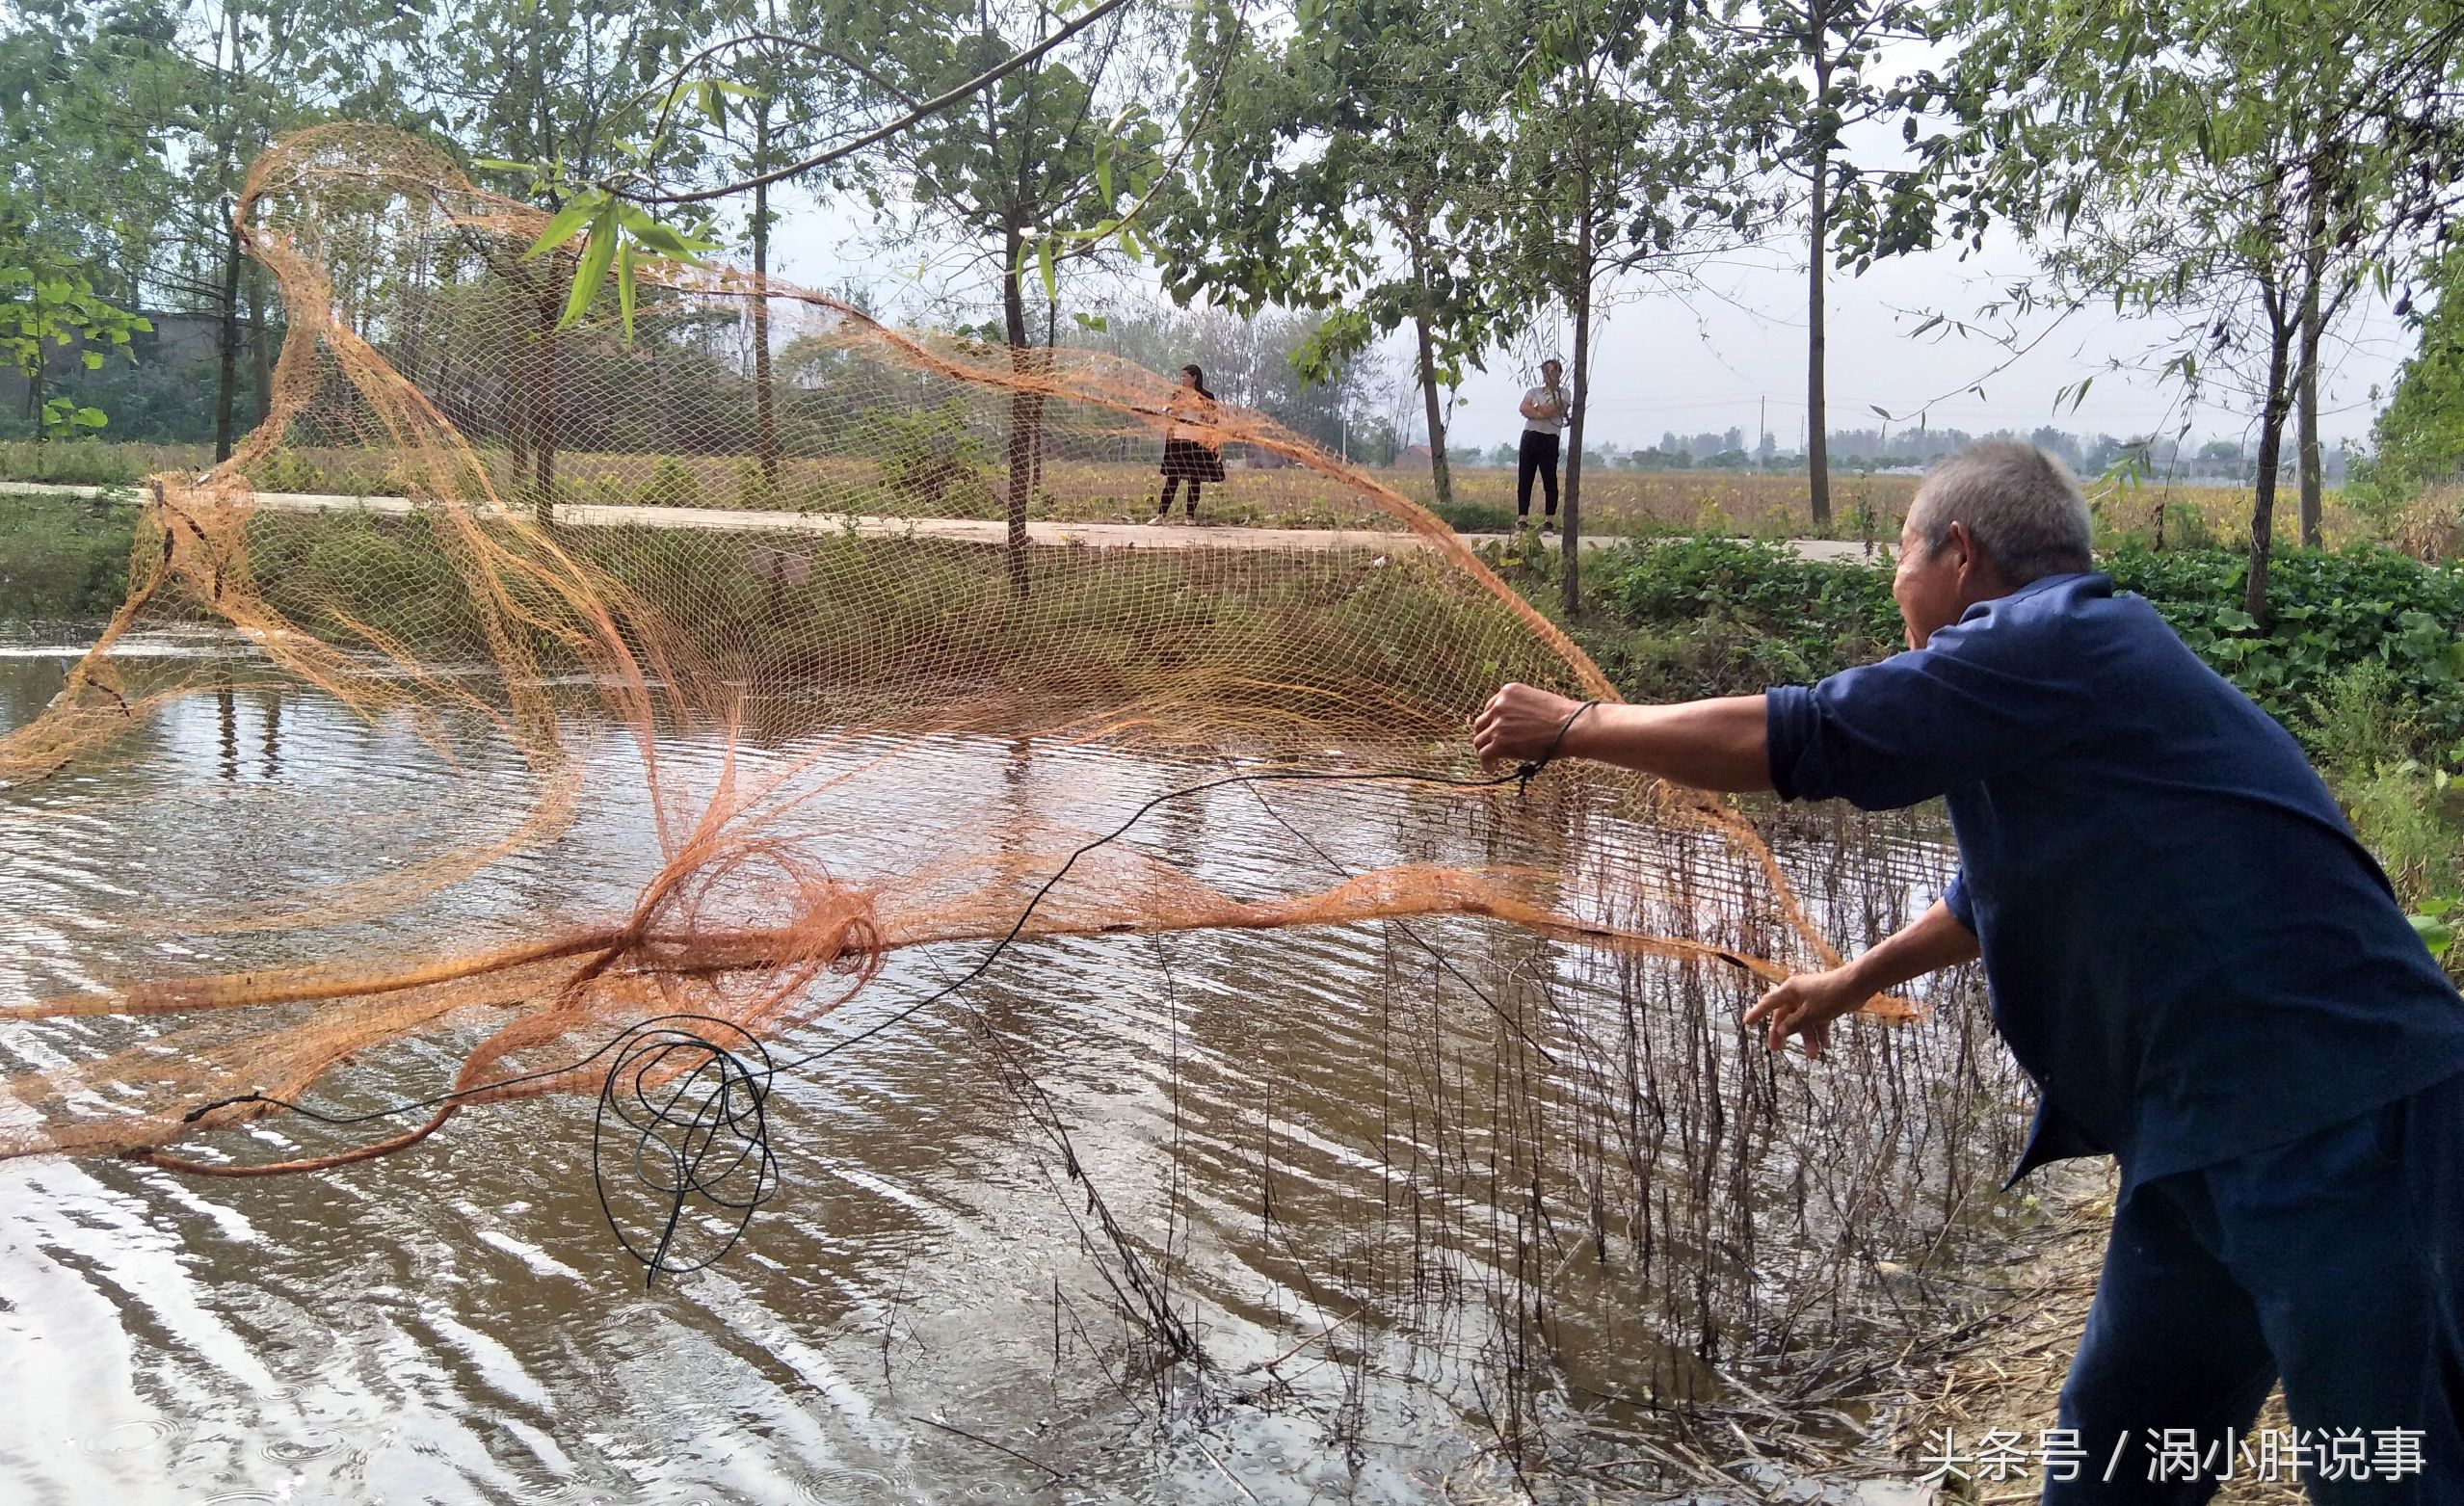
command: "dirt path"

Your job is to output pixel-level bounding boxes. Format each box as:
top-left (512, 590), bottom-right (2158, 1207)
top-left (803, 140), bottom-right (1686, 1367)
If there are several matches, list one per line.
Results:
top-left (0, 480), bottom-right (1886, 563)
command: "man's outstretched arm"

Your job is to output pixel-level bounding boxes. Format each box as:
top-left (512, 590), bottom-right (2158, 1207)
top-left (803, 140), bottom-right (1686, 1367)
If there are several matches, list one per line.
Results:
top-left (1471, 683), bottom-right (1771, 792)
top-left (1743, 899), bottom-right (1979, 1058)
top-left (1471, 682), bottom-right (1979, 1057)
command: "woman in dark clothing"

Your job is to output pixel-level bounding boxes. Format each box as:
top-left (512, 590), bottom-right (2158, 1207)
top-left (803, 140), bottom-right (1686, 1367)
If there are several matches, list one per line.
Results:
top-left (1150, 364), bottom-right (1226, 523)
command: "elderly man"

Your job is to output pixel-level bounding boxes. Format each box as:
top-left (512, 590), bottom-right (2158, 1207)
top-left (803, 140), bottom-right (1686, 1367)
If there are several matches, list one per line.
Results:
top-left (1471, 439), bottom-right (2464, 1503)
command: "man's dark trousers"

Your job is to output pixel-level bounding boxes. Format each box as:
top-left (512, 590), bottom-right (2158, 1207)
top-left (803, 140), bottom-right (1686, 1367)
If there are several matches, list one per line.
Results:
top-left (2047, 1070), bottom-right (2464, 1503)
top-left (1516, 430), bottom-right (1559, 521)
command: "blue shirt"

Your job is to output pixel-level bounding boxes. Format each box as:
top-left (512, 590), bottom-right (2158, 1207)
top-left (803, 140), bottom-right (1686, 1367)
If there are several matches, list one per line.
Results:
top-left (1765, 572), bottom-right (2464, 1193)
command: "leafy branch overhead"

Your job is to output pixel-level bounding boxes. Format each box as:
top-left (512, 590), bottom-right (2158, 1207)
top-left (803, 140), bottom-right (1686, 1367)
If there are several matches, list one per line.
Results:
top-left (516, 186), bottom-right (721, 335)
top-left (0, 259), bottom-right (149, 439)
top-left (492, 0), bottom-right (1154, 334)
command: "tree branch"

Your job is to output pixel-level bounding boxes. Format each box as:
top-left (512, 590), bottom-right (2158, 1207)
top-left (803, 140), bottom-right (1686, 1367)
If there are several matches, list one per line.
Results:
top-left (621, 0), bottom-right (1143, 207)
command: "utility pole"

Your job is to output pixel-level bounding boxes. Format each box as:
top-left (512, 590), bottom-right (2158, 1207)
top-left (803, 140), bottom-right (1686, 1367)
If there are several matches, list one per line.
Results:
top-left (1758, 395), bottom-right (1767, 470)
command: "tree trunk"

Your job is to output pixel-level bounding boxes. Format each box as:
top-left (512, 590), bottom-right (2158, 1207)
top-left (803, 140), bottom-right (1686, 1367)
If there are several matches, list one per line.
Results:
top-left (532, 296), bottom-right (559, 524)
top-left (1415, 311), bottom-right (1453, 511)
top-left (1408, 228), bottom-right (1453, 511)
top-left (752, 114), bottom-right (782, 489)
top-left (1806, 138), bottom-right (1833, 529)
top-left (507, 342), bottom-right (529, 482)
top-left (212, 6), bottom-right (246, 463)
top-left (1561, 216), bottom-right (1595, 618)
top-left (1000, 233), bottom-right (1037, 597)
top-left (215, 209), bottom-right (244, 462)
top-left (2244, 297), bottom-right (2297, 627)
top-left (2296, 207), bottom-right (2325, 549)
top-left (248, 262), bottom-right (273, 428)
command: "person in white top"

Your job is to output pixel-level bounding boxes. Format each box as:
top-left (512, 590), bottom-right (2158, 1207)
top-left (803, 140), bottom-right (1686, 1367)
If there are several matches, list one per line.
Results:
top-left (1517, 359), bottom-right (1569, 530)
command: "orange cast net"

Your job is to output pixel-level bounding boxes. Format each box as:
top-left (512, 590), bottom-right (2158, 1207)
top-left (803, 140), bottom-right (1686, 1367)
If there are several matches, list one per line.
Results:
top-left (0, 124), bottom-right (1891, 1269)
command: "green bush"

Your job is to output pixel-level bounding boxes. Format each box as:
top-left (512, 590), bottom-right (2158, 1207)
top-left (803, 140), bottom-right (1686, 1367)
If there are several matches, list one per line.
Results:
top-left (1576, 536), bottom-right (2464, 762)
top-left (1427, 499), bottom-right (1517, 534)
top-left (878, 401), bottom-right (991, 514)
top-left (245, 450), bottom-right (328, 495)
top-left (734, 459), bottom-right (782, 510)
top-left (2106, 543), bottom-right (2464, 756)
top-left (636, 455), bottom-right (704, 508)
top-left (0, 496), bottom-right (137, 619)
top-left (1599, 536), bottom-right (1905, 681)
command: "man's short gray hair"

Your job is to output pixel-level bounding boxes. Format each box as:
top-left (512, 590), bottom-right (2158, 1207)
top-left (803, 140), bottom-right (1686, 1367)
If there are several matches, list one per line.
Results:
top-left (1907, 439), bottom-right (2094, 584)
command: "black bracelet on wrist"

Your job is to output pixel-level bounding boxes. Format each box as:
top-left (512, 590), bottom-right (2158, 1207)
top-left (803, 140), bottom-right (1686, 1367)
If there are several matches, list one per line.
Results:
top-left (1516, 699), bottom-right (1599, 790)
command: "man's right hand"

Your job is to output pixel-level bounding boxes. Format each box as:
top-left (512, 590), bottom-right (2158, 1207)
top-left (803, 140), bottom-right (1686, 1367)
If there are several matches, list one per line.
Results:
top-left (1471, 683), bottom-right (1586, 771)
top-left (1744, 967), bottom-right (1875, 1059)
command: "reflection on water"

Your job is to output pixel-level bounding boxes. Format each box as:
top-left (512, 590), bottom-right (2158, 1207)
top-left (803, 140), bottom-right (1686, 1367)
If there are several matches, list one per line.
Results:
top-left (0, 627), bottom-right (2022, 1503)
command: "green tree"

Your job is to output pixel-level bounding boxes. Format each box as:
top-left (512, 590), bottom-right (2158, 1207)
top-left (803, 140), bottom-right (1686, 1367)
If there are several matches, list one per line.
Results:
top-left (1909, 0), bottom-right (2402, 621)
top-left (2361, 248), bottom-right (2464, 503)
top-left (661, 7), bottom-right (867, 489)
top-left (411, 0), bottom-right (722, 511)
top-left (0, 1), bottom-right (190, 309)
top-left (1154, 0), bottom-right (1517, 510)
top-left (1500, 0), bottom-right (1780, 612)
top-left (0, 255), bottom-right (151, 438)
top-left (1738, 0), bottom-right (1937, 528)
top-left (861, 0), bottom-right (1167, 589)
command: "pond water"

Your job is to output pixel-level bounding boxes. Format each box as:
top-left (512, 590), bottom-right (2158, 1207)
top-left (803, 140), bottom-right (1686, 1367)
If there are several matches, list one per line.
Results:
top-left (0, 626), bottom-right (2019, 1504)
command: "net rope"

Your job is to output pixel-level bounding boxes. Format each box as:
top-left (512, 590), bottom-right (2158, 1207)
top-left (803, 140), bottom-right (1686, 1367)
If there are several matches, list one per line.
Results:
top-left (0, 124), bottom-right (1905, 1244)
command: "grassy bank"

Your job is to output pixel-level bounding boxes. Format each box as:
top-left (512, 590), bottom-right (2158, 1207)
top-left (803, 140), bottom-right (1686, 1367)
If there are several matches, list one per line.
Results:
top-left (0, 497), bottom-right (1577, 741)
top-left (0, 494), bottom-right (142, 619)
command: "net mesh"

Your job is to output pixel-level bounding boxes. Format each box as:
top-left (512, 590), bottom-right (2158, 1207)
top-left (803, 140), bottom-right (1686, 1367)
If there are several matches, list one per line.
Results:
top-left (0, 122), bottom-right (1891, 1181)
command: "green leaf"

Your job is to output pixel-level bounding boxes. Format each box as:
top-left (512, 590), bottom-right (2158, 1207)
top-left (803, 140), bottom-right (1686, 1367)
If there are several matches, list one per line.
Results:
top-left (560, 201), bottom-right (621, 329)
top-left (624, 218), bottom-right (708, 262)
top-left (2412, 912), bottom-right (2453, 961)
top-left (1037, 236), bottom-right (1058, 304)
top-left (526, 191), bottom-right (604, 260)
top-left (80, 351), bottom-right (102, 371)
top-left (616, 240), bottom-right (638, 338)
